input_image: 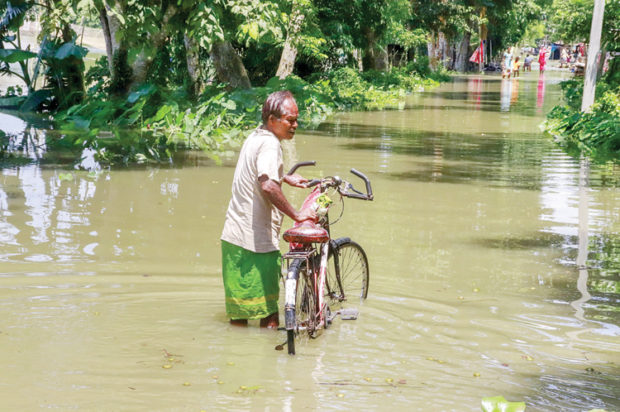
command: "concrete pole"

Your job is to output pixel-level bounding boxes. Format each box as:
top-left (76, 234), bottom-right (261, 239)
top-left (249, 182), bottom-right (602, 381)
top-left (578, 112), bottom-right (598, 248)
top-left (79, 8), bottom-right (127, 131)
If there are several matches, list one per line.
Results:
top-left (581, 0), bottom-right (606, 112)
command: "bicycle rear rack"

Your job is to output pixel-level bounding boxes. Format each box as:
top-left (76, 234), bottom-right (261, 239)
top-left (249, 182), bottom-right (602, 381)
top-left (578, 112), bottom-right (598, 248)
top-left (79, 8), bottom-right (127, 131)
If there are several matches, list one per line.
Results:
top-left (281, 249), bottom-right (316, 276)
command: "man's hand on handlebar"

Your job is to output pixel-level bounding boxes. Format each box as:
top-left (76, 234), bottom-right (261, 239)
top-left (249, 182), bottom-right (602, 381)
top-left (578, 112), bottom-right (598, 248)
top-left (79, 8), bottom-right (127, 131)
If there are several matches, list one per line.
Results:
top-left (282, 173), bottom-right (309, 188)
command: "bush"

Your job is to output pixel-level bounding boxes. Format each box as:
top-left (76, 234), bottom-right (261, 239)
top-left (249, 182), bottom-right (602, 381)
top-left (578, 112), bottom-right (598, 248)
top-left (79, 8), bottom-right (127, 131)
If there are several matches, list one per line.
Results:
top-left (544, 84), bottom-right (620, 164)
top-left (52, 66), bottom-right (446, 165)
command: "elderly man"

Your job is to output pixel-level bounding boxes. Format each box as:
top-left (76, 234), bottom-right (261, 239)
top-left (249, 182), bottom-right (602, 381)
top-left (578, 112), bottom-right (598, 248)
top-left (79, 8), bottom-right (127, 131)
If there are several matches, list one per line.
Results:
top-left (220, 90), bottom-right (316, 328)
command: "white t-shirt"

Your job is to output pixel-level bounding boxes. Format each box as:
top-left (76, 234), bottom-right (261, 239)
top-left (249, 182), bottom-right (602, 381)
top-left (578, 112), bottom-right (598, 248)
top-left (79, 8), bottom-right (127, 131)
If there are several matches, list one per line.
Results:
top-left (221, 127), bottom-right (284, 253)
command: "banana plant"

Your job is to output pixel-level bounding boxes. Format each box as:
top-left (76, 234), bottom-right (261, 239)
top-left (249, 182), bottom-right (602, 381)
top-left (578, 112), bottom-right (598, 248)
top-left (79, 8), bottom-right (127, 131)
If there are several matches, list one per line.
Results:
top-left (0, 0), bottom-right (37, 91)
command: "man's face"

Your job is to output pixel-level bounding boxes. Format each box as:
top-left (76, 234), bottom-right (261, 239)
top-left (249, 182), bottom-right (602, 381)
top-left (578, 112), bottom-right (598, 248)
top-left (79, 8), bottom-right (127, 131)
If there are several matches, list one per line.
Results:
top-left (268, 99), bottom-right (299, 141)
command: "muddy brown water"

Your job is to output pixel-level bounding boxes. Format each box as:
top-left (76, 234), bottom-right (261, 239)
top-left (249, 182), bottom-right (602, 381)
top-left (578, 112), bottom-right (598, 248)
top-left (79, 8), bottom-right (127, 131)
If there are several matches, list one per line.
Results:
top-left (1, 73), bottom-right (619, 411)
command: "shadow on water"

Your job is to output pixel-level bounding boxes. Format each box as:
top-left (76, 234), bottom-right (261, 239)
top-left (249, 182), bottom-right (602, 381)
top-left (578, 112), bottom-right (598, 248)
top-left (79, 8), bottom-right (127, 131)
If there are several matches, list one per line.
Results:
top-left (474, 231), bottom-right (576, 251)
top-left (309, 121), bottom-right (618, 189)
top-left (309, 124), bottom-right (551, 190)
top-left (403, 102), bottom-right (548, 117)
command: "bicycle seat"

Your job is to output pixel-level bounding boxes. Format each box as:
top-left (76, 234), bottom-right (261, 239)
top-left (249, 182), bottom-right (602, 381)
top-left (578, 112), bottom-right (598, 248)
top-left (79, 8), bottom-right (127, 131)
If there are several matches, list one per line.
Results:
top-left (283, 223), bottom-right (329, 244)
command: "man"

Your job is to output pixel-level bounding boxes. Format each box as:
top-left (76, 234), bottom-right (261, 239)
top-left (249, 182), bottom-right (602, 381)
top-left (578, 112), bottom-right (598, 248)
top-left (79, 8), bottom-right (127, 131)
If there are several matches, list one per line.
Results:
top-left (220, 90), bottom-right (316, 328)
top-left (523, 54), bottom-right (533, 72)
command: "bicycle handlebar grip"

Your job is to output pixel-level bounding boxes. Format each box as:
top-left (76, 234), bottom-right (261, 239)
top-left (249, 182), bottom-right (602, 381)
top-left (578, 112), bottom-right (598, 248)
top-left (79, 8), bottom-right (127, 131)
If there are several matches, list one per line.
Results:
top-left (345, 192), bottom-right (369, 200)
top-left (287, 161), bottom-right (316, 176)
top-left (350, 168), bottom-right (373, 200)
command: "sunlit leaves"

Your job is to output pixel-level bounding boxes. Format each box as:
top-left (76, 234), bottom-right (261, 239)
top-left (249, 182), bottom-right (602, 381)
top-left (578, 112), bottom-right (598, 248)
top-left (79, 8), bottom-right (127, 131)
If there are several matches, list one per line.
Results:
top-left (481, 396), bottom-right (526, 412)
top-left (233, 0), bottom-right (283, 46)
top-left (186, 3), bottom-right (225, 50)
top-left (296, 34), bottom-right (327, 61)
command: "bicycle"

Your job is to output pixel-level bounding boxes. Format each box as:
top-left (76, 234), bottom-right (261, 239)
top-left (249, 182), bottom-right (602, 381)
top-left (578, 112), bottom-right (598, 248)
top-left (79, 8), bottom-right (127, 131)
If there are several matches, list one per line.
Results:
top-left (280, 161), bottom-right (373, 355)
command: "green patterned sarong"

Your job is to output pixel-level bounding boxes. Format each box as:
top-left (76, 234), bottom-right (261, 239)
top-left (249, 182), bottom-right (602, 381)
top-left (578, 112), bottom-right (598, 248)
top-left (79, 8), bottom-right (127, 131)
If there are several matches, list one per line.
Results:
top-left (221, 240), bottom-right (281, 320)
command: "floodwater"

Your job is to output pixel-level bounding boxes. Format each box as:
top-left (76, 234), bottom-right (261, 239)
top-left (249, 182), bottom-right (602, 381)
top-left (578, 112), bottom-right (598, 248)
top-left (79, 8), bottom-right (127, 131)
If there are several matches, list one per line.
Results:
top-left (1, 73), bottom-right (619, 411)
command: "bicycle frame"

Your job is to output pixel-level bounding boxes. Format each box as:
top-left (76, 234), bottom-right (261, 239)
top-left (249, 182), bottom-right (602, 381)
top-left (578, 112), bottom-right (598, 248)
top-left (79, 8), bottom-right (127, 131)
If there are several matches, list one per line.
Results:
top-left (280, 162), bottom-right (373, 354)
top-left (282, 185), bottom-right (332, 333)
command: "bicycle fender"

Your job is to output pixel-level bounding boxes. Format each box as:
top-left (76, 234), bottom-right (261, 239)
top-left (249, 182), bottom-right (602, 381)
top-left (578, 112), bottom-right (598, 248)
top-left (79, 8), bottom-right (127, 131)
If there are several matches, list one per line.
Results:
top-left (330, 237), bottom-right (351, 252)
top-left (284, 260), bottom-right (302, 331)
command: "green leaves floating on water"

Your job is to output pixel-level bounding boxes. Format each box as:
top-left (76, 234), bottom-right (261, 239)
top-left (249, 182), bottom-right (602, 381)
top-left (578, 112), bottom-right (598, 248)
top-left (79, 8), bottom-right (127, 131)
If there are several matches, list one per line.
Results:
top-left (58, 172), bottom-right (73, 181)
top-left (481, 396), bottom-right (526, 412)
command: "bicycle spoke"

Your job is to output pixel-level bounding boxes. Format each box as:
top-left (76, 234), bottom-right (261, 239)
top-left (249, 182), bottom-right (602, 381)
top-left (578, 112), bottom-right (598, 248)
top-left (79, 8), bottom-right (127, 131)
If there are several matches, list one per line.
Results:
top-left (326, 241), bottom-right (369, 307)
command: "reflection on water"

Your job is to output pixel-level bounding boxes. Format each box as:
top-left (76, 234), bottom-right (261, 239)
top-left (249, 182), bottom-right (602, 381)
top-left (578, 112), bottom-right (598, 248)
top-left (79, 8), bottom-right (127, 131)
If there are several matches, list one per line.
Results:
top-left (1, 73), bottom-right (619, 411)
top-left (537, 74), bottom-right (546, 110)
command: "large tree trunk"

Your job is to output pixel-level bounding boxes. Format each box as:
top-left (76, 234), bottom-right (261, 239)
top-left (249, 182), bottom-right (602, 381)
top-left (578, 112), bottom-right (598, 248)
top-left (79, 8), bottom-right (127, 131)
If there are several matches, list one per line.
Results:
top-left (438, 32), bottom-right (449, 69)
top-left (99, 1), bottom-right (122, 74)
top-left (99, 1), bottom-right (130, 95)
top-left (363, 28), bottom-right (388, 71)
top-left (427, 31), bottom-right (448, 71)
top-left (276, 2), bottom-right (305, 79)
top-left (427, 32), bottom-right (439, 71)
top-left (184, 33), bottom-right (202, 97)
top-left (352, 49), bottom-right (364, 72)
top-left (211, 41), bottom-right (251, 89)
top-left (454, 32), bottom-right (471, 72)
top-left (131, 4), bottom-right (177, 87)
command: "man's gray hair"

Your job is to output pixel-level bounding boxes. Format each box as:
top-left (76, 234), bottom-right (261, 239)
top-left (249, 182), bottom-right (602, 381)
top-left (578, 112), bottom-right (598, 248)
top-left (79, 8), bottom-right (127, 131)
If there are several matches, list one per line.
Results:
top-left (262, 90), bottom-right (296, 124)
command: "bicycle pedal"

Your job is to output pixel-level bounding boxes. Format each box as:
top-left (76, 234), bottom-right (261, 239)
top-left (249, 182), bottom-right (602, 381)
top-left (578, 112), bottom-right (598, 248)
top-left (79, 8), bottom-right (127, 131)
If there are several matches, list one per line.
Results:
top-left (339, 308), bottom-right (359, 320)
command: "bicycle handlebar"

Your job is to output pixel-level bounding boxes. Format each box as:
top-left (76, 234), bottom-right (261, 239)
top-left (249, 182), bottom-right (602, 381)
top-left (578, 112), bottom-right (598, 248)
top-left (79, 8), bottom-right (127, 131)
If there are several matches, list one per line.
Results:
top-left (287, 161), bottom-right (316, 176)
top-left (286, 161), bottom-right (373, 201)
top-left (349, 168), bottom-right (373, 201)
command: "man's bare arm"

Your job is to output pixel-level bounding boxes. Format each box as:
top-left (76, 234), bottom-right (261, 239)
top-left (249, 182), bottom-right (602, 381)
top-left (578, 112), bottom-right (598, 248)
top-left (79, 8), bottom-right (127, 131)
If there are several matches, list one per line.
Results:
top-left (259, 175), bottom-right (315, 222)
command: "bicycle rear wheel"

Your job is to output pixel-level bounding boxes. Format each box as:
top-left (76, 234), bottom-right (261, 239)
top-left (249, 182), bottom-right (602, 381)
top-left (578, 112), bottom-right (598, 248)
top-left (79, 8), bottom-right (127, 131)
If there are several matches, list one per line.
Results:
top-left (287, 262), bottom-right (318, 355)
top-left (325, 239), bottom-right (369, 308)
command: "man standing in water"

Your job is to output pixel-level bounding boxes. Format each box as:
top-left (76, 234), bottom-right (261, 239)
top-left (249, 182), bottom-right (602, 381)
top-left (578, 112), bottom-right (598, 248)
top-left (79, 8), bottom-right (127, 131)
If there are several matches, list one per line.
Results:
top-left (221, 91), bottom-right (316, 328)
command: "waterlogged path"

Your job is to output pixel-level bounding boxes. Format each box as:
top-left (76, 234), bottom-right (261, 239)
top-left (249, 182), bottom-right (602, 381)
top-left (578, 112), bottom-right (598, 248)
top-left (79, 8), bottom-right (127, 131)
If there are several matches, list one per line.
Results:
top-left (1, 73), bottom-right (619, 411)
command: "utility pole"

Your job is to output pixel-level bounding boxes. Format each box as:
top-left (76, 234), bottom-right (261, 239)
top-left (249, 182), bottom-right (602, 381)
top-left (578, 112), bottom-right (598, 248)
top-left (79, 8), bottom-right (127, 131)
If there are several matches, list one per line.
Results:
top-left (479, 7), bottom-right (487, 73)
top-left (581, 0), bottom-right (606, 112)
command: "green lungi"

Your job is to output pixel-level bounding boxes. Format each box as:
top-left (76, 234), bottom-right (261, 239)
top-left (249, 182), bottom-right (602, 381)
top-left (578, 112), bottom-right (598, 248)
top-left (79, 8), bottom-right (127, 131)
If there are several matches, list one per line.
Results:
top-left (221, 240), bottom-right (281, 320)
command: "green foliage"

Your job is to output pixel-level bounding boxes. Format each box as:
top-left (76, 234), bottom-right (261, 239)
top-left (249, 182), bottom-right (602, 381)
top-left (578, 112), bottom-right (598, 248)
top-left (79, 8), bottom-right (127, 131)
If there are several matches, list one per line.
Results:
top-left (2, 0), bottom-right (471, 165)
top-left (521, 21), bottom-right (546, 46)
top-left (32, 38), bottom-right (87, 110)
top-left (0, 48), bottom-right (36, 63)
top-left (362, 67), bottom-right (439, 93)
top-left (48, 64), bottom-right (441, 165)
top-left (485, 0), bottom-right (547, 56)
top-left (0, 0), bottom-right (33, 33)
top-left (84, 56), bottom-right (111, 98)
top-left (0, 1), bottom-right (37, 87)
top-left (550, 0), bottom-right (620, 46)
top-left (544, 79), bottom-right (620, 164)
top-left (328, 67), bottom-right (405, 110)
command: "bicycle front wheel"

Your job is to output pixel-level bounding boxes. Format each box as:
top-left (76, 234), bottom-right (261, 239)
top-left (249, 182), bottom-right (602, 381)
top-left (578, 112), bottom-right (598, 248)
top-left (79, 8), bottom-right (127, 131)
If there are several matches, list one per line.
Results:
top-left (325, 239), bottom-right (369, 308)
